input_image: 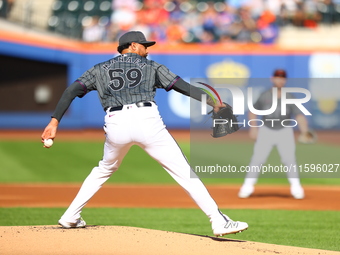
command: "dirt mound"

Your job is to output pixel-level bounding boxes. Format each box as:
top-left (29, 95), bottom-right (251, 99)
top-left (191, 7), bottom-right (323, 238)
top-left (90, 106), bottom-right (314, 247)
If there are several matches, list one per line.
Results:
top-left (0, 225), bottom-right (338, 255)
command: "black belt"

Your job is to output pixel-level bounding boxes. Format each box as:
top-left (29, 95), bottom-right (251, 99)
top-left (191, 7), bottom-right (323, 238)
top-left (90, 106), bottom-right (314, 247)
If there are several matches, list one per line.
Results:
top-left (107, 102), bottom-right (153, 112)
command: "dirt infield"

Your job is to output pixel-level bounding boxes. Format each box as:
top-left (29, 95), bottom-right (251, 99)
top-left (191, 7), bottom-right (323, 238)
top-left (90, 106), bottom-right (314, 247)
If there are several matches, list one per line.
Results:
top-left (1, 184), bottom-right (340, 210)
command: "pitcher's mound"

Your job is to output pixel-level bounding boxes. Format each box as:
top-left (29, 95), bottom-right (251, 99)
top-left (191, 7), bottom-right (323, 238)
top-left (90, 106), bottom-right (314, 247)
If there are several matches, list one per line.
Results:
top-left (0, 225), bottom-right (337, 255)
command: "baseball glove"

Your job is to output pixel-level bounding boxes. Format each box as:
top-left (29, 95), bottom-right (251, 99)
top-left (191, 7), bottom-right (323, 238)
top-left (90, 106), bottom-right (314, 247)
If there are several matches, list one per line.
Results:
top-left (298, 130), bottom-right (317, 144)
top-left (211, 103), bottom-right (240, 138)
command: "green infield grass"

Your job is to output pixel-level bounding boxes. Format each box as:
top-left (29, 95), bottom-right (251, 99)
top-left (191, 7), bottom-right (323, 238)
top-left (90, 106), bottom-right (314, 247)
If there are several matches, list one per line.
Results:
top-left (0, 140), bottom-right (339, 185)
top-left (0, 207), bottom-right (339, 252)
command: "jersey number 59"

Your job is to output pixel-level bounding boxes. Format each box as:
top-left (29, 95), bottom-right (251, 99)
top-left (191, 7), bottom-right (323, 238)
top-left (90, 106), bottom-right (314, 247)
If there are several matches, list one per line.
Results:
top-left (108, 68), bottom-right (142, 91)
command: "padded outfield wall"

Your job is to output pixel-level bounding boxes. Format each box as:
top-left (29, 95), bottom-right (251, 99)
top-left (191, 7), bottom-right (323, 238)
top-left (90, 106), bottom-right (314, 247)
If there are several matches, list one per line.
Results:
top-left (0, 31), bottom-right (339, 130)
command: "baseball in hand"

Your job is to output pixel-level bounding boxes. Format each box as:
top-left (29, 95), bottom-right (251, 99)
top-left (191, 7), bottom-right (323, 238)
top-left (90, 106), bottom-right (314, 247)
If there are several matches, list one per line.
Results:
top-left (44, 139), bottom-right (54, 148)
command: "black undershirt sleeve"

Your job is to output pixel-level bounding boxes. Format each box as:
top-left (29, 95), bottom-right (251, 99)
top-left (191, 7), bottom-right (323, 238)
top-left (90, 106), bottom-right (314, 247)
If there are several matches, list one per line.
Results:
top-left (51, 81), bottom-right (87, 122)
top-left (172, 78), bottom-right (215, 106)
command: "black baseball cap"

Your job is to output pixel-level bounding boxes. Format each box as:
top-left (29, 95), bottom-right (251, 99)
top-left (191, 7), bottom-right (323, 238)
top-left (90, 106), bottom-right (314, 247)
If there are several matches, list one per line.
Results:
top-left (273, 69), bottom-right (287, 78)
top-left (118, 31), bottom-right (156, 47)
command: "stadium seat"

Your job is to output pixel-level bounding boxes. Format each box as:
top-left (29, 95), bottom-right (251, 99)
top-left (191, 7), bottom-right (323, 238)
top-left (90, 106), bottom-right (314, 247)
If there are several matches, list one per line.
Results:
top-left (82, 0), bottom-right (97, 16)
top-left (0, 0), bottom-right (8, 18)
top-left (335, 4), bottom-right (340, 22)
top-left (67, 0), bottom-right (81, 14)
top-left (48, 1), bottom-right (64, 32)
top-left (98, 0), bottom-right (111, 16)
top-left (48, 0), bottom-right (112, 39)
top-left (51, 0), bottom-right (65, 14)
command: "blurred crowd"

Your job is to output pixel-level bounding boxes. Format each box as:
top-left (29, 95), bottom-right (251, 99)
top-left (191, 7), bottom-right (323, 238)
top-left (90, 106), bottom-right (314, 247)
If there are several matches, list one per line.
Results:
top-left (2, 0), bottom-right (340, 44)
top-left (82, 0), bottom-right (340, 44)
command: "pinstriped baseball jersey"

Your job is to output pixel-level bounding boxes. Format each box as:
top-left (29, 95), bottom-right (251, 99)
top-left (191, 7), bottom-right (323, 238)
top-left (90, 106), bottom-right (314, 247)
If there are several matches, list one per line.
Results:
top-left (76, 53), bottom-right (179, 110)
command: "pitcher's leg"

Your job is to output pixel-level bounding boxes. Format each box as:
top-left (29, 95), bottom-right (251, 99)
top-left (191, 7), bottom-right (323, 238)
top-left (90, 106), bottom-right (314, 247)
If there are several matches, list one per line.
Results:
top-left (143, 130), bottom-right (248, 235)
top-left (136, 107), bottom-right (247, 236)
top-left (142, 129), bottom-right (231, 224)
top-left (60, 137), bottom-right (131, 223)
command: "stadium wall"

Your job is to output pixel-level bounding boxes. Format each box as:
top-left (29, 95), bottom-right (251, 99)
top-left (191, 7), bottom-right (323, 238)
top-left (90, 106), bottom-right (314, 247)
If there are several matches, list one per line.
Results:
top-left (0, 31), bottom-right (339, 130)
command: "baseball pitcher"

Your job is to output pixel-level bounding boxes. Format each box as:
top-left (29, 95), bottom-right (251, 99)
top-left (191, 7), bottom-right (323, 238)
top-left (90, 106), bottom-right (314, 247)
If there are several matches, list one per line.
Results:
top-left (41, 31), bottom-right (248, 236)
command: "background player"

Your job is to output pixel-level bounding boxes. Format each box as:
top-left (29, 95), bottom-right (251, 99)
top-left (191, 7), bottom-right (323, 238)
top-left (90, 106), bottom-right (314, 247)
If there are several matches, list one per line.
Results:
top-left (238, 69), bottom-right (310, 199)
top-left (41, 31), bottom-right (248, 236)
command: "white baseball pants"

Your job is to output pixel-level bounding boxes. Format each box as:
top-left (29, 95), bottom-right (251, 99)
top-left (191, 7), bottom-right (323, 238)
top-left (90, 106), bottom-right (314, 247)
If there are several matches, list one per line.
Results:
top-left (60, 103), bottom-right (225, 224)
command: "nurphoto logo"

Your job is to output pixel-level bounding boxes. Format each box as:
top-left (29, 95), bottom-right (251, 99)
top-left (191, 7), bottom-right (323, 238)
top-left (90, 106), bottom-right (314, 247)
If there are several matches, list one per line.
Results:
top-left (200, 85), bottom-right (312, 128)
